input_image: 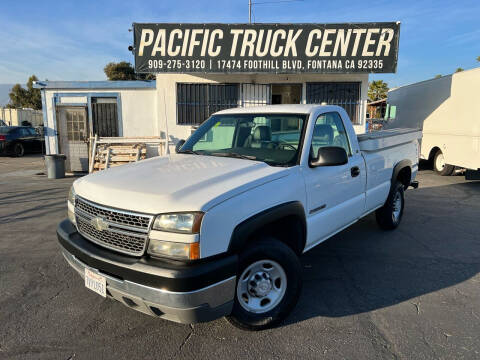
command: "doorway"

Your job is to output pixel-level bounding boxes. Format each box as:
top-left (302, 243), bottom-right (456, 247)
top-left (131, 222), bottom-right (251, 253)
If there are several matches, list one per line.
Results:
top-left (271, 84), bottom-right (302, 104)
top-left (56, 106), bottom-right (89, 172)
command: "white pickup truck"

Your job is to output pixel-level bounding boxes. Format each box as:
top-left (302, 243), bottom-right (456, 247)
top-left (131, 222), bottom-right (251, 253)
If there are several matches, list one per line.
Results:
top-left (58, 105), bottom-right (421, 330)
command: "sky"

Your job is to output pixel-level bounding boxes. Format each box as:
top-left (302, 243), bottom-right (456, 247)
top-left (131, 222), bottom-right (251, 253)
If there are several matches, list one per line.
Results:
top-left (0, 0), bottom-right (479, 88)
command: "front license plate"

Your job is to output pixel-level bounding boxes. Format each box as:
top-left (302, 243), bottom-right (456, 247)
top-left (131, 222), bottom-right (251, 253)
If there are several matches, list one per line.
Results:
top-left (85, 268), bottom-right (106, 297)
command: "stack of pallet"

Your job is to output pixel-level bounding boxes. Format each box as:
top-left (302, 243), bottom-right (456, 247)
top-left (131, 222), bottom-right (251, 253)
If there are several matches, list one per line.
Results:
top-left (92, 143), bottom-right (147, 172)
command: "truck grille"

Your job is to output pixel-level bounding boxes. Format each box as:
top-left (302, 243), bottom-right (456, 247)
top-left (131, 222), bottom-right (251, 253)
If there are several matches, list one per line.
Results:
top-left (75, 197), bottom-right (153, 256)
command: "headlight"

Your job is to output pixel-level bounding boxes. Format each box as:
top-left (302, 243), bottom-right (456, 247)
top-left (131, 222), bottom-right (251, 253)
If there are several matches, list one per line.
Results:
top-left (152, 212), bottom-right (203, 234)
top-left (148, 239), bottom-right (200, 260)
top-left (67, 186), bottom-right (76, 225)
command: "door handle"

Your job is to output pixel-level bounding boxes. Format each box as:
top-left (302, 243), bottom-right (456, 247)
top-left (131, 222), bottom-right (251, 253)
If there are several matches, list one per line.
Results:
top-left (351, 166), bottom-right (360, 177)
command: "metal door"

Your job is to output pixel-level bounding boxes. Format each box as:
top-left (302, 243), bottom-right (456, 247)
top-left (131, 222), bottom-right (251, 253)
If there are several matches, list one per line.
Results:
top-left (240, 83), bottom-right (271, 107)
top-left (57, 107), bottom-right (89, 172)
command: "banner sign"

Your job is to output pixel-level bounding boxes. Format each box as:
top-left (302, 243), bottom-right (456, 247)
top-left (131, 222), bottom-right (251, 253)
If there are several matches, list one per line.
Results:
top-left (133, 22), bottom-right (400, 74)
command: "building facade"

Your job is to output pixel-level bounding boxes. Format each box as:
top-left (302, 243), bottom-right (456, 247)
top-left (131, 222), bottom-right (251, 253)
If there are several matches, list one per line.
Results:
top-left (36, 73), bottom-right (368, 171)
top-left (35, 81), bottom-right (157, 171)
top-left (157, 72), bottom-right (369, 144)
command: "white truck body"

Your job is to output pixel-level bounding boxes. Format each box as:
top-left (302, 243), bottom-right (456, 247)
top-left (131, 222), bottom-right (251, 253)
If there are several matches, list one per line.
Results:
top-left (73, 105), bottom-right (420, 258)
top-left (386, 67), bottom-right (480, 172)
top-left (59, 104), bottom-right (421, 327)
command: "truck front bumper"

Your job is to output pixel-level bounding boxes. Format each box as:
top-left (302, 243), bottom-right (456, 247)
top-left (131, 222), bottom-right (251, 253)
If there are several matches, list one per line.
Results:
top-left (57, 219), bottom-right (237, 324)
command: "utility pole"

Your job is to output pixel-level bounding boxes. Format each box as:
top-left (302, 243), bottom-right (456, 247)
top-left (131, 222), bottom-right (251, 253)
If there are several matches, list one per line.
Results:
top-left (249, 0), bottom-right (252, 24)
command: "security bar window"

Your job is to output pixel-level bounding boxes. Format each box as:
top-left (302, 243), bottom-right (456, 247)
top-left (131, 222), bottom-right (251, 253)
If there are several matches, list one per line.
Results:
top-left (306, 82), bottom-right (362, 125)
top-left (177, 83), bottom-right (239, 125)
top-left (91, 97), bottom-right (119, 137)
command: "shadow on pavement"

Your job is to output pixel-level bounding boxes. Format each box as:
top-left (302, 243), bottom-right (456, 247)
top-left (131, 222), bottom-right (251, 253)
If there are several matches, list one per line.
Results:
top-left (286, 180), bottom-right (480, 325)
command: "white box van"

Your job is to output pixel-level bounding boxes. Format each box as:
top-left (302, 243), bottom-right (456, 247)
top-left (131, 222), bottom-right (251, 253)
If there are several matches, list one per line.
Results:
top-left (386, 67), bottom-right (480, 177)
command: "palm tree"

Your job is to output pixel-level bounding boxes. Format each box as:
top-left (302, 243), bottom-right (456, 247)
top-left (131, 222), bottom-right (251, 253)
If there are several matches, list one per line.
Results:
top-left (368, 80), bottom-right (389, 102)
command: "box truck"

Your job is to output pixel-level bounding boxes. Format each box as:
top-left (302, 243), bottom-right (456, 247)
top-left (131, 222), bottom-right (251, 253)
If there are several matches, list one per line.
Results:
top-left (385, 67), bottom-right (480, 178)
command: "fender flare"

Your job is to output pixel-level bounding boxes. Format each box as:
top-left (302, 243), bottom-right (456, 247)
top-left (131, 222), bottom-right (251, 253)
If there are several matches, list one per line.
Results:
top-left (391, 159), bottom-right (412, 187)
top-left (228, 201), bottom-right (307, 254)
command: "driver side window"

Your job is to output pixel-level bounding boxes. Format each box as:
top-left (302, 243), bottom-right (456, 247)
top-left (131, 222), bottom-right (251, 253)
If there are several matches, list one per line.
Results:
top-left (311, 112), bottom-right (351, 158)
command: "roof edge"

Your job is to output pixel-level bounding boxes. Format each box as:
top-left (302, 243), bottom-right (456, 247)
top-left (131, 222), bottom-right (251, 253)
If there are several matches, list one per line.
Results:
top-left (33, 80), bottom-right (156, 90)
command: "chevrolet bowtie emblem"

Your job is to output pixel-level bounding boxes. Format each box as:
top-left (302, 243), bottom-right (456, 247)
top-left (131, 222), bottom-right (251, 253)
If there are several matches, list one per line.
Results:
top-left (91, 217), bottom-right (109, 231)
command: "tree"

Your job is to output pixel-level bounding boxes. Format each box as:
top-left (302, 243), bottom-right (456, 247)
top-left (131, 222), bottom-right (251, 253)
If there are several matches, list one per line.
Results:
top-left (477, 56), bottom-right (480, 62)
top-left (368, 80), bottom-right (389, 102)
top-left (7, 75), bottom-right (42, 110)
top-left (455, 67), bottom-right (464, 73)
top-left (26, 75), bottom-right (41, 109)
top-left (104, 61), bottom-right (155, 80)
top-left (434, 74), bottom-right (442, 79)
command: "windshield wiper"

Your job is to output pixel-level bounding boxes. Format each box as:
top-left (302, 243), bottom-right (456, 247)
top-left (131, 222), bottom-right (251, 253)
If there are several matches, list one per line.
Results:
top-left (211, 152), bottom-right (258, 161)
top-left (178, 149), bottom-right (202, 155)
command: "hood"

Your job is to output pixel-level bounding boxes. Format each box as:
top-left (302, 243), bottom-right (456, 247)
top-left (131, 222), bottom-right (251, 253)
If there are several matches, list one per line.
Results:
top-left (74, 154), bottom-right (289, 214)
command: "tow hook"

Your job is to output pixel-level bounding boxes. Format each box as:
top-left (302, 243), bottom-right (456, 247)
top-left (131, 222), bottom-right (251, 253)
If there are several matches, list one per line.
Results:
top-left (409, 181), bottom-right (419, 189)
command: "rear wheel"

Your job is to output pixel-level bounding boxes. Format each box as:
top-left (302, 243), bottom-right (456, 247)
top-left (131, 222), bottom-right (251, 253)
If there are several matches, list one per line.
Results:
top-left (227, 238), bottom-right (302, 330)
top-left (13, 143), bottom-right (25, 157)
top-left (376, 181), bottom-right (405, 230)
top-left (433, 150), bottom-right (454, 176)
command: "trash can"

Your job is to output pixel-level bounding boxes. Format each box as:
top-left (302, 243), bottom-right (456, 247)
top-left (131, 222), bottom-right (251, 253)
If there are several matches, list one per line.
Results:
top-left (44, 154), bottom-right (66, 179)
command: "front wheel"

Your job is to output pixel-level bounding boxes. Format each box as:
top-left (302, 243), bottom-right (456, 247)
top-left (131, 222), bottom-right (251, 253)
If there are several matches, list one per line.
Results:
top-left (376, 181), bottom-right (405, 230)
top-left (226, 238), bottom-right (302, 330)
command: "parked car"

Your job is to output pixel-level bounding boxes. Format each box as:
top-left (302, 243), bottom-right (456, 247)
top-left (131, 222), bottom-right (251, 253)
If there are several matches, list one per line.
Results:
top-left (0, 126), bottom-right (45, 157)
top-left (57, 105), bottom-right (421, 330)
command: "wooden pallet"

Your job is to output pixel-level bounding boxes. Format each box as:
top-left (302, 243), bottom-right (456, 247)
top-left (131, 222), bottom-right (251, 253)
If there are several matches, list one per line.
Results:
top-left (92, 143), bottom-right (147, 172)
top-left (89, 135), bottom-right (167, 173)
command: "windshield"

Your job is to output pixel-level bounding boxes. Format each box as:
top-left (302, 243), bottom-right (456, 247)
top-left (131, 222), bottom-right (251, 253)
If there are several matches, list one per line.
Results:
top-left (0, 127), bottom-right (13, 134)
top-left (180, 113), bottom-right (307, 166)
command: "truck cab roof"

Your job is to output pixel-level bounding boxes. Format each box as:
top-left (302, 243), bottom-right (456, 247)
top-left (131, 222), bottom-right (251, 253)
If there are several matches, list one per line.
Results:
top-left (214, 104), bottom-right (342, 115)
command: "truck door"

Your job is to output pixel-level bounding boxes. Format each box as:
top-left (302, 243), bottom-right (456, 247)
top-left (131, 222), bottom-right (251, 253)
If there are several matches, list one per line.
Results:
top-left (303, 111), bottom-right (366, 248)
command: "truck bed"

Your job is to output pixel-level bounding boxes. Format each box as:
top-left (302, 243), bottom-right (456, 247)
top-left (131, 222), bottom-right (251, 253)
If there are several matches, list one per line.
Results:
top-left (358, 128), bottom-right (422, 152)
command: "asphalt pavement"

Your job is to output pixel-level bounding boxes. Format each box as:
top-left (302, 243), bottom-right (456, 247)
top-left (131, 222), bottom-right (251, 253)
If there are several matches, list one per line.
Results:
top-left (1, 155), bottom-right (479, 359)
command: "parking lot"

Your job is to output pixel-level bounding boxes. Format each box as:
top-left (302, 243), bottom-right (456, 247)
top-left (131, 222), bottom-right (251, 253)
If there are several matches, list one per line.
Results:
top-left (1, 155), bottom-right (479, 360)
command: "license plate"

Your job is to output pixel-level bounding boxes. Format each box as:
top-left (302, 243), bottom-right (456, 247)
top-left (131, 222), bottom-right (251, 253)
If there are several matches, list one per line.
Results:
top-left (85, 268), bottom-right (106, 297)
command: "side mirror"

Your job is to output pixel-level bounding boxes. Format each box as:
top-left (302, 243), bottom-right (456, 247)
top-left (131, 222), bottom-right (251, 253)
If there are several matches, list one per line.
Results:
top-left (175, 139), bottom-right (186, 153)
top-left (309, 146), bottom-right (348, 167)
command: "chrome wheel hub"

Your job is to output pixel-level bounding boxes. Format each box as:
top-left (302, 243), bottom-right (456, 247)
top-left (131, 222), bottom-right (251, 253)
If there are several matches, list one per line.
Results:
top-left (237, 260), bottom-right (287, 314)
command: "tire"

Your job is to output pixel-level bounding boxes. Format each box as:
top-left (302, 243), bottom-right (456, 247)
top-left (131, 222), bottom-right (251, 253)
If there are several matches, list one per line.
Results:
top-left (433, 150), bottom-right (454, 176)
top-left (13, 143), bottom-right (25, 157)
top-left (226, 238), bottom-right (302, 330)
top-left (376, 181), bottom-right (405, 230)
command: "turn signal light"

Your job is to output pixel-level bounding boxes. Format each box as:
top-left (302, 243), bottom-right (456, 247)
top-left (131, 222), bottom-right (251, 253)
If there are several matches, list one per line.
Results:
top-left (189, 242), bottom-right (200, 260)
top-left (148, 239), bottom-right (200, 260)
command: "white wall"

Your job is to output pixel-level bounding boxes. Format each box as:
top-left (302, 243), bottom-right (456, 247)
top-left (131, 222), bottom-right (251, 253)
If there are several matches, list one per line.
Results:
top-left (156, 73), bottom-right (369, 152)
top-left (0, 108), bottom-right (43, 126)
top-left (43, 88), bottom-right (157, 154)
